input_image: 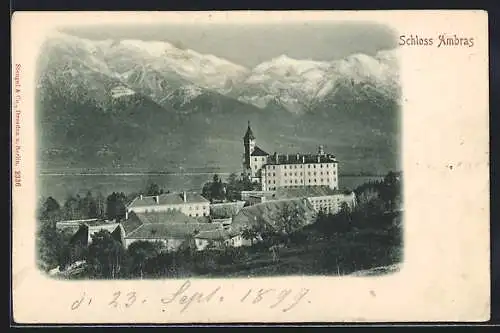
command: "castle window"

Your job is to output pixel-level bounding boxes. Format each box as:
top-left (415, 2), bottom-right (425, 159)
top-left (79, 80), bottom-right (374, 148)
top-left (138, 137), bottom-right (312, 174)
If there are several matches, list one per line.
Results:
top-left (313, 165), bottom-right (316, 168)
top-left (314, 179), bottom-right (317, 182)
top-left (254, 158), bottom-right (257, 161)
top-left (320, 172), bottom-right (323, 175)
top-left (294, 180), bottom-right (298, 184)
top-left (326, 171), bottom-right (329, 175)
top-left (321, 179), bottom-right (324, 182)
top-left (309, 180), bottom-right (311, 183)
top-left (294, 165), bottom-right (297, 169)
top-left (300, 179), bottom-right (303, 183)
top-left (273, 172), bottom-right (275, 176)
top-left (284, 166), bottom-right (287, 169)
top-left (320, 164), bottom-right (323, 168)
top-left (308, 165), bottom-right (310, 169)
top-left (294, 172), bottom-right (297, 176)
top-left (300, 172), bottom-right (302, 176)
top-left (284, 173), bottom-right (287, 176)
top-left (273, 166), bottom-right (275, 170)
top-left (273, 180), bottom-right (276, 184)
top-left (314, 172), bottom-right (316, 176)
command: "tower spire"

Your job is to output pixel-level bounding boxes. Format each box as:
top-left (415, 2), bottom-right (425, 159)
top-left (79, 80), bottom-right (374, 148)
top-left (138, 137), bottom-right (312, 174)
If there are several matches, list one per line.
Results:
top-left (243, 120), bottom-right (255, 141)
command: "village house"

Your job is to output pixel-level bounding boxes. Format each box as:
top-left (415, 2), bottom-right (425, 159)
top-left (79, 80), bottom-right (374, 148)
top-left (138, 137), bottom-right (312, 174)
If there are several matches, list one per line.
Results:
top-left (194, 229), bottom-right (244, 251)
top-left (126, 191), bottom-right (210, 218)
top-left (70, 221), bottom-right (123, 246)
top-left (231, 197), bottom-right (318, 233)
top-left (120, 210), bottom-right (222, 251)
top-left (240, 186), bottom-right (356, 215)
top-left (273, 186), bottom-right (357, 214)
top-left (56, 218), bottom-right (103, 233)
top-left (209, 201), bottom-right (246, 228)
top-left (67, 221), bottom-right (123, 262)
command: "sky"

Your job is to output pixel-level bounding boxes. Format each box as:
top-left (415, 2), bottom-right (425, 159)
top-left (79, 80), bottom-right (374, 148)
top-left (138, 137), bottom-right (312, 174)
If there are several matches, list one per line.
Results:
top-left (61, 22), bottom-right (397, 67)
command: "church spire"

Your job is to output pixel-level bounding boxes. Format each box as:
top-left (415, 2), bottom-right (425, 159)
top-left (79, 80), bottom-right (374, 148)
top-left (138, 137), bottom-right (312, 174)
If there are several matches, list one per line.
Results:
top-left (243, 120), bottom-right (255, 141)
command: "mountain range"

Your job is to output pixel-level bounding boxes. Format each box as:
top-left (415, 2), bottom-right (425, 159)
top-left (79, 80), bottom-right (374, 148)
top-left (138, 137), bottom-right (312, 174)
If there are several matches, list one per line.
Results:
top-left (36, 31), bottom-right (401, 175)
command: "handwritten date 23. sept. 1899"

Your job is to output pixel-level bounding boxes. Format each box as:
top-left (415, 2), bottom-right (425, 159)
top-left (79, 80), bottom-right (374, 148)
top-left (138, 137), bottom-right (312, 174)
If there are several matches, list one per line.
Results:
top-left (70, 280), bottom-right (311, 314)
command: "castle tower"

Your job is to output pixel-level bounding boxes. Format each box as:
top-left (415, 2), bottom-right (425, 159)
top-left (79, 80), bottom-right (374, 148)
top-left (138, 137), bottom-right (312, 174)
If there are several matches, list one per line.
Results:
top-left (243, 121), bottom-right (256, 172)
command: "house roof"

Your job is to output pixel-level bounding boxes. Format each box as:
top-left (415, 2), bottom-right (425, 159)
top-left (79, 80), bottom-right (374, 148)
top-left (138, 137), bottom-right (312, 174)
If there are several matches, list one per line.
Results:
top-left (127, 192), bottom-right (209, 208)
top-left (195, 228), bottom-right (241, 241)
top-left (274, 186), bottom-right (351, 199)
top-left (122, 211), bottom-right (143, 234)
top-left (231, 198), bottom-right (316, 231)
top-left (121, 210), bottom-right (218, 238)
top-left (135, 209), bottom-right (200, 224)
top-left (210, 201), bottom-right (246, 218)
top-left (88, 223), bottom-right (120, 235)
top-left (251, 146), bottom-right (269, 157)
top-left (264, 153), bottom-right (338, 165)
top-left (125, 222), bottom-right (221, 240)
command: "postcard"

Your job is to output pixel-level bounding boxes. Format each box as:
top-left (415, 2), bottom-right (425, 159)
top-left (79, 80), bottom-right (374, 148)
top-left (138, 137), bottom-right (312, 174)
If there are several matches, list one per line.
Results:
top-left (11, 10), bottom-right (490, 323)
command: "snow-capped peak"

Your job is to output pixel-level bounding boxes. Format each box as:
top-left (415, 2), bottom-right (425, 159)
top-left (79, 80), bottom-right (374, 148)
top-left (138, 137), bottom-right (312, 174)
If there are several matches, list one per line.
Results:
top-left (236, 49), bottom-right (399, 113)
top-left (42, 30), bottom-right (399, 115)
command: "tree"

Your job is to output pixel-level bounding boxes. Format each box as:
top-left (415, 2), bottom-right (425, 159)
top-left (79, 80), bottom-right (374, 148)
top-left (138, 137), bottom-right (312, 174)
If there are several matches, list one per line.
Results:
top-left (202, 174), bottom-right (227, 202)
top-left (106, 192), bottom-right (127, 221)
top-left (241, 226), bottom-right (259, 246)
top-left (274, 203), bottom-right (303, 244)
top-left (127, 241), bottom-right (164, 278)
top-left (82, 191), bottom-right (98, 218)
top-left (145, 182), bottom-right (162, 196)
top-left (211, 174), bottom-right (225, 201)
top-left (380, 171), bottom-right (402, 211)
top-left (63, 195), bottom-right (81, 220)
top-left (86, 230), bottom-right (125, 278)
top-left (339, 202), bottom-right (352, 221)
top-left (39, 196), bottom-right (61, 220)
top-left (95, 192), bottom-right (106, 218)
top-left (37, 219), bottom-right (64, 271)
top-left (225, 172), bottom-right (241, 201)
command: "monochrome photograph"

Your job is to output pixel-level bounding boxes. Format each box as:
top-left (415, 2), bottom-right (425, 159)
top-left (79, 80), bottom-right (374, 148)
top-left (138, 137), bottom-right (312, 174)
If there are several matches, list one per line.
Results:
top-left (11, 10), bottom-right (492, 324)
top-left (33, 19), bottom-right (404, 280)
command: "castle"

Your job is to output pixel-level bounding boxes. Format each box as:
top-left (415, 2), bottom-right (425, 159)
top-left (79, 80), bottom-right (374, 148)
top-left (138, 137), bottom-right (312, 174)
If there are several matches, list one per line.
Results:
top-left (242, 121), bottom-right (339, 191)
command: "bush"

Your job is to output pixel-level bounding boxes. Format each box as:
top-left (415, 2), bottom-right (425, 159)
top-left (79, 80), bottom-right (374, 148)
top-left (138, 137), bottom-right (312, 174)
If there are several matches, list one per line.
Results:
top-left (217, 246), bottom-right (247, 265)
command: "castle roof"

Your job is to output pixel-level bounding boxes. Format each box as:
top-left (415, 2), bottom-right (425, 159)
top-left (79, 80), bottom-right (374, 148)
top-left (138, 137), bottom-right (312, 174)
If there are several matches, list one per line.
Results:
top-left (127, 192), bottom-right (209, 208)
top-left (251, 146), bottom-right (269, 157)
top-left (243, 121), bottom-right (255, 141)
top-left (265, 153), bottom-right (338, 165)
